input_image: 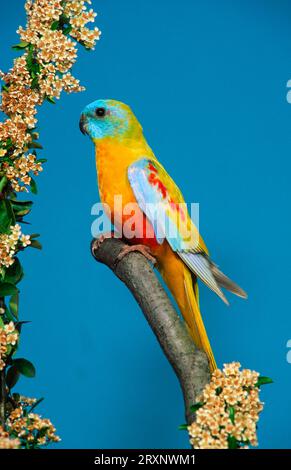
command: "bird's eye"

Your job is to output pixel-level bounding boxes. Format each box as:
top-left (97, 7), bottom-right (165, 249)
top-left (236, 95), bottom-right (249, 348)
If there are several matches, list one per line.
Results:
top-left (95, 107), bottom-right (106, 117)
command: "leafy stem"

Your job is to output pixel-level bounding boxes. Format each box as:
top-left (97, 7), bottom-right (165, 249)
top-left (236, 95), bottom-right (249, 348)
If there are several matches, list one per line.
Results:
top-left (0, 176), bottom-right (8, 193)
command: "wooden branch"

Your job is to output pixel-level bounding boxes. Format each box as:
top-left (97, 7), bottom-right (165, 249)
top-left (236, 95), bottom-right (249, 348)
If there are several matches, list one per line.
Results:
top-left (91, 237), bottom-right (210, 425)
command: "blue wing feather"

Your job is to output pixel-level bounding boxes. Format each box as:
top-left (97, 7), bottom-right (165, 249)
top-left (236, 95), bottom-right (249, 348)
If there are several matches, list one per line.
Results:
top-left (127, 158), bottom-right (246, 304)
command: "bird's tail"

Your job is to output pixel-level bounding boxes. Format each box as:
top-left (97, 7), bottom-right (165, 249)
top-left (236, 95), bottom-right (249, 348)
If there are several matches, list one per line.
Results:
top-left (158, 248), bottom-right (217, 372)
top-left (182, 267), bottom-right (217, 372)
top-left (179, 252), bottom-right (247, 305)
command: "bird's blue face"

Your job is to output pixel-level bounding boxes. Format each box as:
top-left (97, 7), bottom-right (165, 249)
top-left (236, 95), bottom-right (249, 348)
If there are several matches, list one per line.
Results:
top-left (79, 99), bottom-right (142, 141)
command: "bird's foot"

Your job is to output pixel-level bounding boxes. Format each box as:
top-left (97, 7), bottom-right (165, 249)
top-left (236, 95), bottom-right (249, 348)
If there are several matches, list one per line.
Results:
top-left (116, 244), bottom-right (157, 265)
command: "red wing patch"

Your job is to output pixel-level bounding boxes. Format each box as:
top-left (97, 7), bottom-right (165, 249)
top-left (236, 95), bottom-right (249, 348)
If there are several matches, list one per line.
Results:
top-left (147, 163), bottom-right (167, 199)
top-left (148, 162), bottom-right (158, 173)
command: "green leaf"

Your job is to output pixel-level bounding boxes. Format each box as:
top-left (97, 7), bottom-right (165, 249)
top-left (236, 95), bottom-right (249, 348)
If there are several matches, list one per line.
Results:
top-left (4, 258), bottom-right (23, 285)
top-left (6, 344), bottom-right (13, 356)
top-left (30, 177), bottom-right (38, 195)
top-left (29, 233), bottom-right (40, 239)
top-left (9, 293), bottom-right (19, 319)
top-left (13, 358), bottom-right (36, 378)
top-left (30, 62), bottom-right (41, 76)
top-left (10, 199), bottom-right (33, 208)
top-left (6, 365), bottom-right (20, 389)
top-left (228, 406), bottom-right (235, 424)
top-left (10, 199), bottom-right (33, 217)
top-left (12, 41), bottom-right (29, 50)
top-left (12, 393), bottom-right (20, 403)
top-left (178, 424), bottom-right (188, 431)
top-left (0, 282), bottom-right (18, 296)
top-left (51, 20), bottom-right (59, 30)
top-left (28, 141), bottom-right (43, 150)
top-left (29, 239), bottom-right (42, 250)
top-left (0, 176), bottom-right (8, 193)
top-left (31, 77), bottom-right (39, 90)
top-left (26, 56), bottom-right (34, 72)
top-left (5, 138), bottom-right (13, 150)
top-left (15, 209), bottom-right (31, 218)
top-left (190, 402), bottom-right (205, 413)
top-left (227, 435), bottom-right (239, 449)
top-left (25, 47), bottom-right (42, 80)
top-left (63, 25), bottom-right (72, 35)
top-left (0, 316), bottom-right (4, 328)
top-left (37, 158), bottom-right (47, 163)
top-left (255, 376), bottom-right (273, 387)
top-left (46, 96), bottom-right (56, 104)
top-left (0, 200), bottom-right (15, 232)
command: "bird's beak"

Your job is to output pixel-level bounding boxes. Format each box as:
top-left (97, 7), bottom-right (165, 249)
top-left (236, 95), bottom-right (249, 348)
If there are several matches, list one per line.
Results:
top-left (79, 114), bottom-right (87, 135)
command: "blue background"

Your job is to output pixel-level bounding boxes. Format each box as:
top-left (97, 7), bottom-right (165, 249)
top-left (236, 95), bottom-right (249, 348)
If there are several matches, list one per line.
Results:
top-left (1, 0), bottom-right (291, 449)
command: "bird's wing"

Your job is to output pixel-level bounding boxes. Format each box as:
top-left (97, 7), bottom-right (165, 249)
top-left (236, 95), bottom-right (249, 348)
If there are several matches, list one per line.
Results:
top-left (128, 157), bottom-right (232, 303)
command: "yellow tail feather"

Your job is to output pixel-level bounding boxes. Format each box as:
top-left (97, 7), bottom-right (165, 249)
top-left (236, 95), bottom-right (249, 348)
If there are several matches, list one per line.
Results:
top-left (183, 267), bottom-right (217, 372)
top-left (158, 248), bottom-right (217, 373)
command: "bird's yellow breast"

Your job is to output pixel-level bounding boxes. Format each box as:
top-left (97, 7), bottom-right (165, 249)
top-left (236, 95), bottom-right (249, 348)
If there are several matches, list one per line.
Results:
top-left (94, 136), bottom-right (161, 247)
top-left (94, 136), bottom-right (154, 212)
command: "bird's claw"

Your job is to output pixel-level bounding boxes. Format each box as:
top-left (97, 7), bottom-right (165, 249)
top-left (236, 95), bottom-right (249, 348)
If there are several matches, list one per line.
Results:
top-left (91, 232), bottom-right (115, 255)
top-left (116, 244), bottom-right (157, 265)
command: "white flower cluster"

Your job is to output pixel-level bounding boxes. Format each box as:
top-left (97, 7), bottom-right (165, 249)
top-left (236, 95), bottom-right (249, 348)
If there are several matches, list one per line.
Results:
top-left (0, 0), bottom-right (100, 191)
